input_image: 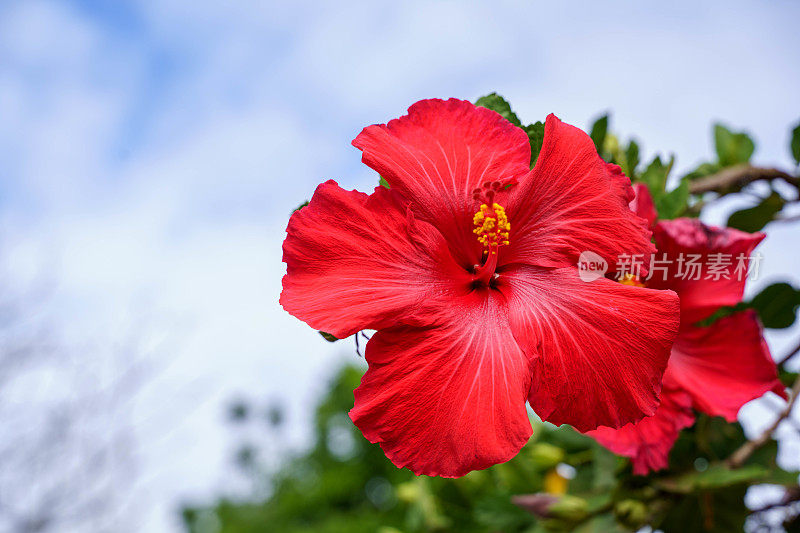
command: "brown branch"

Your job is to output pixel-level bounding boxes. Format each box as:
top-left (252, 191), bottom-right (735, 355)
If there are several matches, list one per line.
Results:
top-left (778, 338), bottom-right (800, 367)
top-left (689, 165), bottom-right (798, 195)
top-left (728, 375), bottom-right (800, 468)
top-left (776, 213), bottom-right (800, 224)
top-left (750, 486), bottom-right (800, 514)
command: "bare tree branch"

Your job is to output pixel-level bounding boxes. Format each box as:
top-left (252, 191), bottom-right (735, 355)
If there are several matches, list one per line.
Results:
top-left (728, 375), bottom-right (800, 469)
top-left (689, 165), bottom-right (798, 195)
top-left (750, 486), bottom-right (800, 515)
top-left (778, 338), bottom-right (800, 367)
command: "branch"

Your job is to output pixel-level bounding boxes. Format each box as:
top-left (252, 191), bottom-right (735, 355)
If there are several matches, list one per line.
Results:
top-left (778, 338), bottom-right (800, 367)
top-left (689, 165), bottom-right (798, 195)
top-left (728, 375), bottom-right (800, 468)
top-left (750, 486), bottom-right (800, 514)
top-left (776, 213), bottom-right (800, 224)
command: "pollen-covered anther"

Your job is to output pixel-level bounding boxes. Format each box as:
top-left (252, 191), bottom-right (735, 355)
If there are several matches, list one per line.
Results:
top-left (619, 273), bottom-right (645, 287)
top-left (473, 202), bottom-right (511, 250)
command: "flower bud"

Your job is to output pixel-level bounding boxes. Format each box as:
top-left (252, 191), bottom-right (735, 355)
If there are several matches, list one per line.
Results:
top-left (395, 482), bottom-right (420, 503)
top-left (614, 499), bottom-right (649, 529)
top-left (512, 493), bottom-right (588, 522)
top-left (529, 443), bottom-right (565, 469)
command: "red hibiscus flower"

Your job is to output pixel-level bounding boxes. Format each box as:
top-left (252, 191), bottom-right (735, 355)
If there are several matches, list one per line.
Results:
top-left (588, 184), bottom-right (787, 475)
top-left (281, 99), bottom-right (680, 477)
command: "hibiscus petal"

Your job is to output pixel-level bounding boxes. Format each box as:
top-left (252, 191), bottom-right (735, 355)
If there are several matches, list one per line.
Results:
top-left (588, 370), bottom-right (695, 475)
top-left (648, 218), bottom-right (764, 319)
top-left (630, 183), bottom-right (658, 229)
top-left (500, 265), bottom-right (679, 431)
top-left (352, 98), bottom-right (531, 267)
top-left (504, 115), bottom-right (654, 270)
top-left (668, 310), bottom-right (786, 421)
top-left (349, 290), bottom-right (533, 477)
top-left (281, 180), bottom-right (468, 339)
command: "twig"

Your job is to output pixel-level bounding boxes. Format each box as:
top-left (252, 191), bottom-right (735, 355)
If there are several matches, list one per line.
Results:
top-left (354, 331), bottom-right (371, 358)
top-left (778, 338), bottom-right (800, 367)
top-left (689, 165), bottom-right (798, 195)
top-left (763, 395), bottom-right (800, 434)
top-left (750, 486), bottom-right (800, 514)
top-left (728, 375), bottom-right (800, 468)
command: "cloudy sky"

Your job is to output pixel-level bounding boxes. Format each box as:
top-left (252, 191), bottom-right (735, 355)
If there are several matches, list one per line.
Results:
top-left (1, 1), bottom-right (799, 531)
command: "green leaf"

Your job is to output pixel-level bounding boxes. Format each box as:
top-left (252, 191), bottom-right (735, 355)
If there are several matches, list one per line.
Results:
top-left (378, 175), bottom-right (390, 189)
top-left (695, 305), bottom-right (743, 327)
top-left (293, 200), bottom-right (309, 213)
top-left (683, 161), bottom-right (720, 182)
top-left (656, 178), bottom-right (689, 219)
top-left (623, 140), bottom-right (640, 178)
top-left (657, 486), bottom-right (748, 533)
top-left (791, 120), bottom-right (800, 166)
top-left (589, 114), bottom-right (609, 155)
top-left (655, 464), bottom-right (766, 494)
top-left (614, 499), bottom-right (649, 530)
top-left (759, 466), bottom-right (800, 486)
top-left (318, 331), bottom-right (339, 342)
top-left (692, 464), bottom-right (769, 490)
top-left (714, 123), bottom-right (755, 167)
top-left (525, 121), bottom-right (545, 167)
top-left (591, 444), bottom-right (618, 491)
top-left (640, 155), bottom-right (674, 198)
top-left (697, 282), bottom-right (800, 329)
top-left (475, 94), bottom-right (546, 168)
top-left (475, 93), bottom-right (521, 126)
top-left (780, 370), bottom-right (798, 387)
top-left (726, 191), bottom-right (784, 232)
top-left (473, 494), bottom-right (533, 531)
top-left (574, 513), bottom-right (626, 533)
top-left (749, 282), bottom-right (800, 329)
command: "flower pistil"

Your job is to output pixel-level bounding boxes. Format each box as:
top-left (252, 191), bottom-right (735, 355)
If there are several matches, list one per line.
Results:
top-left (471, 181), bottom-right (512, 285)
top-left (472, 181), bottom-right (511, 254)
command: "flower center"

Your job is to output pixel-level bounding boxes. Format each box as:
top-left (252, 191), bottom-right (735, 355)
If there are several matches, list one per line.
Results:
top-left (619, 273), bottom-right (646, 287)
top-left (470, 181), bottom-right (512, 286)
top-left (471, 181), bottom-right (511, 253)
top-left (473, 203), bottom-right (510, 250)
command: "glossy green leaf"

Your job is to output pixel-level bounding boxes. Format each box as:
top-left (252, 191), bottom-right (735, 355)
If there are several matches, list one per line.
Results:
top-left (658, 486), bottom-right (748, 533)
top-left (591, 444), bottom-right (618, 491)
top-left (683, 161), bottom-right (720, 182)
top-left (623, 139), bottom-right (640, 178)
top-left (640, 155), bottom-right (674, 198)
top-left (318, 331), bottom-right (339, 342)
top-left (749, 282), bottom-right (800, 329)
top-left (656, 178), bottom-right (689, 219)
top-left (589, 114), bottom-right (608, 154)
top-left (697, 282), bottom-right (800, 329)
top-left (475, 92), bottom-right (522, 126)
top-left (726, 191), bottom-right (784, 232)
top-left (791, 120), bottom-right (800, 166)
top-left (525, 121), bottom-right (545, 168)
top-left (714, 123), bottom-right (755, 167)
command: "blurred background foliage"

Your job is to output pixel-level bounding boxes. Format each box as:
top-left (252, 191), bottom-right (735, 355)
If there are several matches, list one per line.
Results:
top-left (183, 96), bottom-right (800, 532)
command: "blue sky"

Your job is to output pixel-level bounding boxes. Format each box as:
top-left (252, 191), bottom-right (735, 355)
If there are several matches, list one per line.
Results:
top-left (1, 1), bottom-right (799, 531)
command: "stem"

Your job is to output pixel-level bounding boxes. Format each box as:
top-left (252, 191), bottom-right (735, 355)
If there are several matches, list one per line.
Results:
top-left (776, 213), bottom-right (800, 224)
top-left (689, 165), bottom-right (798, 195)
top-left (750, 486), bottom-right (800, 514)
top-left (778, 338), bottom-right (800, 367)
top-left (727, 375), bottom-right (800, 468)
